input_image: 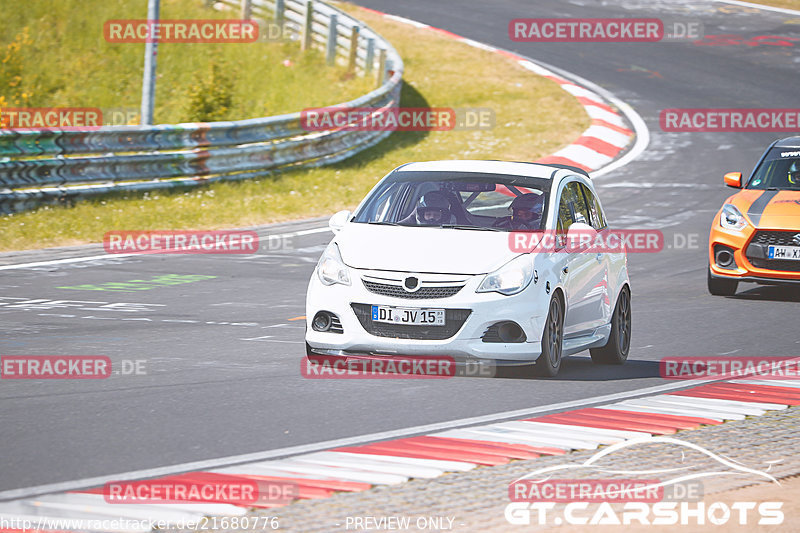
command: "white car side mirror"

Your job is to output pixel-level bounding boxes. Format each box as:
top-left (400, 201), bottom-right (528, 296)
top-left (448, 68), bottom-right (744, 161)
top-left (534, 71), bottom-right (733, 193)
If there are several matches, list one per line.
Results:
top-left (329, 210), bottom-right (351, 233)
top-left (566, 222), bottom-right (597, 251)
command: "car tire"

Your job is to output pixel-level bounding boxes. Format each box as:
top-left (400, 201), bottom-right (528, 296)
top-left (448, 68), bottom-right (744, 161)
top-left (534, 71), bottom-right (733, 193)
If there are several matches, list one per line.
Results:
top-left (534, 295), bottom-right (563, 377)
top-left (590, 286), bottom-right (631, 365)
top-left (707, 268), bottom-right (738, 296)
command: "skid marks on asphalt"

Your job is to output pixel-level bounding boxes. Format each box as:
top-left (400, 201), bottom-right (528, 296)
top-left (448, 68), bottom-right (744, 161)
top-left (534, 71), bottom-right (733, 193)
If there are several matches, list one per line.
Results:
top-left (0, 296), bottom-right (306, 341)
top-left (241, 317), bottom-right (305, 343)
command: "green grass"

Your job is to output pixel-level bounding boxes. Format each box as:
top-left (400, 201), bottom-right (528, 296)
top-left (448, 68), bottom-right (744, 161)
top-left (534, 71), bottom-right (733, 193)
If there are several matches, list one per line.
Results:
top-left (0, 2), bottom-right (591, 251)
top-left (0, 0), bottom-right (373, 122)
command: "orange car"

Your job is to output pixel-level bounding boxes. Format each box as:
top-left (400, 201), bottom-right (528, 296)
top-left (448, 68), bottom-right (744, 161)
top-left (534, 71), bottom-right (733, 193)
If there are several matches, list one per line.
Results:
top-left (708, 136), bottom-right (800, 296)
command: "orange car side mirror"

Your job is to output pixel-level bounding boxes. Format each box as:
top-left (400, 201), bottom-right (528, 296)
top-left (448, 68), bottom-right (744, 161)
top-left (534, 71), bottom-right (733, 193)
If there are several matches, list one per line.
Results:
top-left (724, 172), bottom-right (742, 188)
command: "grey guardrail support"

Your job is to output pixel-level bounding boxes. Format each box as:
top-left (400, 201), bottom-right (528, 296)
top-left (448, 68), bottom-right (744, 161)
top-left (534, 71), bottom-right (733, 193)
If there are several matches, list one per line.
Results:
top-left (0, 0), bottom-right (404, 214)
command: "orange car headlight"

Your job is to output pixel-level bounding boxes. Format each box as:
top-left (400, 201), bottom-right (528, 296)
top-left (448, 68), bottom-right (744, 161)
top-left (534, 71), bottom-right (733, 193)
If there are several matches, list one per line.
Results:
top-left (720, 204), bottom-right (748, 231)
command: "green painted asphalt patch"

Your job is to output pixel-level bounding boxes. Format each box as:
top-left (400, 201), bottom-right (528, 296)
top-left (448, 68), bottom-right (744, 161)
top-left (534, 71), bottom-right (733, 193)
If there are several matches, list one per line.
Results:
top-left (57, 274), bottom-right (217, 293)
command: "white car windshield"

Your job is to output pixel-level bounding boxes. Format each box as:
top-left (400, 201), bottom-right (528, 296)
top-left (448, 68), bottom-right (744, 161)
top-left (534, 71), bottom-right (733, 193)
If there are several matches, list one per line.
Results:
top-left (352, 171), bottom-right (551, 231)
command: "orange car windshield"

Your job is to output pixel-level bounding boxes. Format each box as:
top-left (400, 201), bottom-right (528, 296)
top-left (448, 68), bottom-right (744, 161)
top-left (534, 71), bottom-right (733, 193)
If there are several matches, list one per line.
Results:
top-left (747, 149), bottom-right (800, 190)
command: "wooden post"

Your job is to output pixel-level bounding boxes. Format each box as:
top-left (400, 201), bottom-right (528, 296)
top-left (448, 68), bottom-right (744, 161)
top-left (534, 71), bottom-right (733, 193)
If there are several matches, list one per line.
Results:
top-left (348, 25), bottom-right (360, 73)
top-left (376, 48), bottom-right (386, 87)
top-left (240, 0), bottom-right (252, 20)
top-left (326, 14), bottom-right (338, 66)
top-left (275, 0), bottom-right (285, 31)
top-left (301, 0), bottom-right (314, 52)
top-left (365, 37), bottom-right (375, 74)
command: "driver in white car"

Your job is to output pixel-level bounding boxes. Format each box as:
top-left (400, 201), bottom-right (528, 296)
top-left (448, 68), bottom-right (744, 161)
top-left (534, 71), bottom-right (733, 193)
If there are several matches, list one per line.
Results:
top-left (400, 191), bottom-right (457, 226)
top-left (494, 192), bottom-right (544, 230)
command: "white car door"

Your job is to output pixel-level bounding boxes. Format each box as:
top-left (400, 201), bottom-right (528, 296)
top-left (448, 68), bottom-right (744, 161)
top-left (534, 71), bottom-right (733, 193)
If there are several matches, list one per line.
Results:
top-left (557, 181), bottom-right (609, 336)
top-left (579, 182), bottom-right (614, 326)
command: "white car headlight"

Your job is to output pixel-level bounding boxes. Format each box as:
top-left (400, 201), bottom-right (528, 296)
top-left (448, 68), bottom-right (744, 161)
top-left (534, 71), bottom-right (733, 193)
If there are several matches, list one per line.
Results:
top-left (317, 242), bottom-right (351, 286)
top-left (476, 255), bottom-right (534, 296)
top-left (720, 204), bottom-right (748, 231)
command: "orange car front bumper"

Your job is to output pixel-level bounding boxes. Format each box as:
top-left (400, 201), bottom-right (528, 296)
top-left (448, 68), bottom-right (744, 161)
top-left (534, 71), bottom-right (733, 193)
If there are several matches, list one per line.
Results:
top-left (709, 222), bottom-right (800, 283)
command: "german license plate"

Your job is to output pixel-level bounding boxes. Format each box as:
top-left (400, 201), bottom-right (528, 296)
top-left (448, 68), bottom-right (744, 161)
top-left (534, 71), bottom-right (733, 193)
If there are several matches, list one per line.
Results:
top-left (768, 245), bottom-right (800, 260)
top-left (371, 305), bottom-right (445, 326)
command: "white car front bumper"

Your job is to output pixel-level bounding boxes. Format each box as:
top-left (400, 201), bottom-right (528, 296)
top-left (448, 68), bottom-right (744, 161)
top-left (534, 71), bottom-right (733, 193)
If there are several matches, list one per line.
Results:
top-left (305, 267), bottom-right (551, 362)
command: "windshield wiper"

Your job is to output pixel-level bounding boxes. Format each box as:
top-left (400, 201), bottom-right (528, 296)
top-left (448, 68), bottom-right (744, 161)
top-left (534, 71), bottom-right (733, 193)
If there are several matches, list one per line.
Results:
top-left (366, 221), bottom-right (402, 226)
top-left (440, 224), bottom-right (504, 231)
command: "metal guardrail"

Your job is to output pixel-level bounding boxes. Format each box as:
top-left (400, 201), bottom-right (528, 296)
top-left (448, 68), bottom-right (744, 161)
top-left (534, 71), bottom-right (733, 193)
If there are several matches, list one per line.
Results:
top-left (0, 0), bottom-right (403, 214)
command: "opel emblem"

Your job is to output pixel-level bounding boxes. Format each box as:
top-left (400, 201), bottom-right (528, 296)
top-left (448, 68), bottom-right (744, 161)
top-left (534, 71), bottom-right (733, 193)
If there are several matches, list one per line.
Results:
top-left (404, 276), bottom-right (420, 292)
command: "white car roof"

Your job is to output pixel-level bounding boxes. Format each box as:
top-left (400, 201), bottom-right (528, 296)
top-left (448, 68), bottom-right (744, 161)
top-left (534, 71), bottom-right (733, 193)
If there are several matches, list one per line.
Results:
top-left (397, 160), bottom-right (563, 179)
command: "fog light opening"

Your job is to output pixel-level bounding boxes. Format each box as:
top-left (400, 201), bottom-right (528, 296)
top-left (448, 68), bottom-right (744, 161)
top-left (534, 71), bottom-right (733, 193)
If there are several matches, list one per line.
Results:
top-left (716, 249), bottom-right (734, 268)
top-left (498, 321), bottom-right (525, 343)
top-left (312, 311), bottom-right (332, 332)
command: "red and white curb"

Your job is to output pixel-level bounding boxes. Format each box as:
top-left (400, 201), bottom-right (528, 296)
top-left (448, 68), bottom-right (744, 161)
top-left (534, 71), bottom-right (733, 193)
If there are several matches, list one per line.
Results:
top-left (360, 7), bottom-right (638, 174)
top-left (2, 379), bottom-right (799, 531)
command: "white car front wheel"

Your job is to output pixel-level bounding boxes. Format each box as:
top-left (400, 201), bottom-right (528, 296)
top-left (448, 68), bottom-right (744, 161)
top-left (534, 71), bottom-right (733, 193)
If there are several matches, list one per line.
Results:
top-left (534, 294), bottom-right (564, 377)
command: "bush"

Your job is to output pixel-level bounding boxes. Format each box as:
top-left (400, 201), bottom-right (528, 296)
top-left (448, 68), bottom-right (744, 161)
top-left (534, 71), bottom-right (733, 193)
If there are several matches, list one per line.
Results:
top-left (185, 61), bottom-right (235, 122)
top-left (0, 27), bottom-right (33, 109)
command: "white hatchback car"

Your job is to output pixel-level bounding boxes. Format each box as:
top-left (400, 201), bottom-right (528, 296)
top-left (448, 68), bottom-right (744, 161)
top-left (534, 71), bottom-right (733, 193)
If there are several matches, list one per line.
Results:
top-left (305, 160), bottom-right (631, 376)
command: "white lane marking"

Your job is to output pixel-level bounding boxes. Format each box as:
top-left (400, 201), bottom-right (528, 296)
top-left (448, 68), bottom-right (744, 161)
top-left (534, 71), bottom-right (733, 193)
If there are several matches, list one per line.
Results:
top-left (241, 335), bottom-right (274, 341)
top-left (598, 403), bottom-right (724, 422)
top-left (0, 228), bottom-right (330, 271)
top-left (0, 253), bottom-right (140, 271)
top-left (507, 420), bottom-right (649, 440)
top-left (433, 428), bottom-right (571, 450)
top-left (714, 0), bottom-right (800, 16)
top-left (517, 60), bottom-right (566, 82)
top-left (247, 462), bottom-right (408, 485)
top-left (241, 338), bottom-right (302, 343)
top-left (552, 144), bottom-right (614, 168)
top-left (211, 465), bottom-right (340, 481)
top-left (518, 53), bottom-right (650, 180)
top-left (610, 400), bottom-right (743, 420)
top-left (599, 181), bottom-right (714, 189)
top-left (384, 14), bottom-right (430, 28)
top-left (628, 396), bottom-right (756, 418)
top-left (669, 394), bottom-right (786, 411)
top-left (646, 395), bottom-right (766, 416)
top-left (581, 125), bottom-right (632, 148)
top-left (335, 452), bottom-right (475, 472)
top-left (494, 421), bottom-right (620, 445)
top-left (737, 380), bottom-right (800, 389)
top-left (0, 378), bottom-right (727, 501)
top-left (558, 83), bottom-right (605, 103)
top-left (534, 66), bottom-right (649, 180)
top-left (292, 452), bottom-right (443, 479)
top-left (459, 427), bottom-right (597, 450)
top-left (460, 38), bottom-right (498, 52)
top-left (584, 105), bottom-right (628, 127)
